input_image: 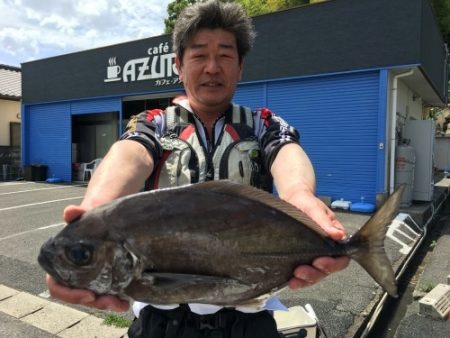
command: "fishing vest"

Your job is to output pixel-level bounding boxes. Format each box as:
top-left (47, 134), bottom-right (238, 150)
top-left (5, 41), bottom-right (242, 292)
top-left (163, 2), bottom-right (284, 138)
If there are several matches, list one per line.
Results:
top-left (147, 104), bottom-right (272, 192)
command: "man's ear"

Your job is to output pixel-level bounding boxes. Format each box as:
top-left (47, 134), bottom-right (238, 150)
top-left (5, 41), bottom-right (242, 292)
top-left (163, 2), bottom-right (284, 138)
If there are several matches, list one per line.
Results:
top-left (238, 60), bottom-right (244, 80)
top-left (175, 56), bottom-right (183, 82)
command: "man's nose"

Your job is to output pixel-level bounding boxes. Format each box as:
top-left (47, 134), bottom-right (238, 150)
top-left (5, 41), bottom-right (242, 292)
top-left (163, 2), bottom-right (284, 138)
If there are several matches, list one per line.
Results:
top-left (205, 57), bottom-right (220, 74)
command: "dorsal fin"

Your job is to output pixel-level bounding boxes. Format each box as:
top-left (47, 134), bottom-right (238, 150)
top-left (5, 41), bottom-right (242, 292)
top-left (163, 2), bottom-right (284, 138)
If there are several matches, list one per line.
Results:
top-left (188, 180), bottom-right (328, 237)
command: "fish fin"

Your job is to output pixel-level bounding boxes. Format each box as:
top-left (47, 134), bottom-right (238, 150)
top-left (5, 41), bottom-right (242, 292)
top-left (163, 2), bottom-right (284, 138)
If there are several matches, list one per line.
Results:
top-left (142, 272), bottom-right (243, 289)
top-left (190, 180), bottom-right (328, 237)
top-left (348, 185), bottom-right (405, 298)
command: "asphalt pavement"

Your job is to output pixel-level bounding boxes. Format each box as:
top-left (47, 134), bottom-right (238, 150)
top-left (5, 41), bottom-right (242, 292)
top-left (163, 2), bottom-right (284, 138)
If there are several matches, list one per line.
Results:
top-left (0, 179), bottom-right (449, 338)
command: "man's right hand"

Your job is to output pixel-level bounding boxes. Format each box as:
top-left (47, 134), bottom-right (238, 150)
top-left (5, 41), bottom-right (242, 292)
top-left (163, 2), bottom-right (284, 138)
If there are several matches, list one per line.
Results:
top-left (44, 204), bottom-right (130, 312)
top-left (46, 274), bottom-right (129, 311)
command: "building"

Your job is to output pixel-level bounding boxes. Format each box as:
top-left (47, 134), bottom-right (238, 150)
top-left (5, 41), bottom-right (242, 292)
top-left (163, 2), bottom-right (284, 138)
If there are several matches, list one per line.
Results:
top-left (0, 64), bottom-right (21, 180)
top-left (21, 0), bottom-right (448, 205)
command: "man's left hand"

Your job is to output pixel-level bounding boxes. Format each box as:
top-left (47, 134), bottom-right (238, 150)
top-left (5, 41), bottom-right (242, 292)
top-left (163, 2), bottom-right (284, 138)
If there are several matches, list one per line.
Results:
top-left (282, 186), bottom-right (350, 289)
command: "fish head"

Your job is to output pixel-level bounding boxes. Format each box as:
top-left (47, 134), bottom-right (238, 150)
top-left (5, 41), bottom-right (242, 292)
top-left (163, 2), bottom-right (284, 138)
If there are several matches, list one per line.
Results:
top-left (38, 217), bottom-right (138, 296)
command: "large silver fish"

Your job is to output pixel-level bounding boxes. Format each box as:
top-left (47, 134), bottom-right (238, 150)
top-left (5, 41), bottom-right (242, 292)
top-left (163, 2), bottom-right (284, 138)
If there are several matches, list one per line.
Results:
top-left (38, 181), bottom-right (403, 306)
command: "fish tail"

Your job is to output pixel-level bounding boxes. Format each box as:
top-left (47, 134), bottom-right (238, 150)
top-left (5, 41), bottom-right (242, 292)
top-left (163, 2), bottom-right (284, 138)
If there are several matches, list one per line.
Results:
top-left (346, 185), bottom-right (405, 298)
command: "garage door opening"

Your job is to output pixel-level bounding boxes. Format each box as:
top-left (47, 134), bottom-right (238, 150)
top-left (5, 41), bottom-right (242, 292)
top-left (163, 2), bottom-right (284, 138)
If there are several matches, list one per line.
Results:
top-left (72, 112), bottom-right (118, 181)
top-left (122, 94), bottom-right (182, 131)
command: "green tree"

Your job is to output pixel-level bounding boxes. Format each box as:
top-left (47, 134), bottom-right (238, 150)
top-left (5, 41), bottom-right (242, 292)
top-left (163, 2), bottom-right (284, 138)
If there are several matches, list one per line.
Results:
top-left (430, 0), bottom-right (450, 101)
top-left (235, 0), bottom-right (270, 16)
top-left (164, 0), bottom-right (315, 33)
top-left (266, 0), bottom-right (310, 11)
top-left (430, 0), bottom-right (450, 45)
top-left (164, 0), bottom-right (200, 34)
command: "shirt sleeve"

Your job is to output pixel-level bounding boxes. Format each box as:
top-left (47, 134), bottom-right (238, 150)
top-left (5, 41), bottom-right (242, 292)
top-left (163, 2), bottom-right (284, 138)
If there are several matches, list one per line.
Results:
top-left (119, 109), bottom-right (165, 163)
top-left (253, 108), bottom-right (301, 171)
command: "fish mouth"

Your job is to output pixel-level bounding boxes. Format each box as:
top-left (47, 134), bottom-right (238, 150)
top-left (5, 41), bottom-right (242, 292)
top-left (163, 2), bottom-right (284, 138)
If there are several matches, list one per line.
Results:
top-left (38, 246), bottom-right (67, 285)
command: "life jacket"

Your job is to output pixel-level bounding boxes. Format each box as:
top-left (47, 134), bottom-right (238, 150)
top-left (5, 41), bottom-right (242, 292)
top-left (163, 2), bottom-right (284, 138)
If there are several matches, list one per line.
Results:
top-left (147, 104), bottom-right (272, 192)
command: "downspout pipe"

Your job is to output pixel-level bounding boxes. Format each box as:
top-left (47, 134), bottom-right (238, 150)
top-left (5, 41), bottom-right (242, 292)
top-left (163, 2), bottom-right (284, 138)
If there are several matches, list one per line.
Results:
top-left (389, 70), bottom-right (414, 194)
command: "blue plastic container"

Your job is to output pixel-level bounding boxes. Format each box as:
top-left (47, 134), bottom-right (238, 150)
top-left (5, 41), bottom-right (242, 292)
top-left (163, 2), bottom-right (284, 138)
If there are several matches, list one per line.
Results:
top-left (350, 202), bottom-right (375, 213)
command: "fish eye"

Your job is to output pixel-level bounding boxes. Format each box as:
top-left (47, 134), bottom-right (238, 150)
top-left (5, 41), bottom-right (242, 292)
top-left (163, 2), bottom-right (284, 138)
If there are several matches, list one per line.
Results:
top-left (66, 243), bottom-right (93, 266)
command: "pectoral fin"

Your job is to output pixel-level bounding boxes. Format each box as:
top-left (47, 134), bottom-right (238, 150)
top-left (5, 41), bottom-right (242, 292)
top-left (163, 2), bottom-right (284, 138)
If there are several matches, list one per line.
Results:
top-left (141, 272), bottom-right (243, 289)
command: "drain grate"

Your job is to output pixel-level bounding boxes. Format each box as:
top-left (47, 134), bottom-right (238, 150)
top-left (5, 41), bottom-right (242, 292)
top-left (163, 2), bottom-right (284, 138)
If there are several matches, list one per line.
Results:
top-left (419, 284), bottom-right (450, 319)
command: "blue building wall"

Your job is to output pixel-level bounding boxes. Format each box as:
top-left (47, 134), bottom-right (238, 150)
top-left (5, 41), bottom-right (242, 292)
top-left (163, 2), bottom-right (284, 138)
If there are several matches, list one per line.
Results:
top-left (235, 70), bottom-right (386, 204)
top-left (23, 70), bottom-right (387, 204)
top-left (23, 97), bottom-right (122, 181)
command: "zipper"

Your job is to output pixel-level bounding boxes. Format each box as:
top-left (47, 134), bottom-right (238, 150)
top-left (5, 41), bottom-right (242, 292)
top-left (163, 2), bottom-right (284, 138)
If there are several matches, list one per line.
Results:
top-left (199, 119), bottom-right (222, 182)
top-left (219, 140), bottom-right (240, 179)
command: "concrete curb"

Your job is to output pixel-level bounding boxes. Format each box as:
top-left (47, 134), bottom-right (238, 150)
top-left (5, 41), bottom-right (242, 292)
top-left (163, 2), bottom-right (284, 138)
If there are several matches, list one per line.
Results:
top-left (394, 207), bottom-right (450, 338)
top-left (0, 284), bottom-right (128, 338)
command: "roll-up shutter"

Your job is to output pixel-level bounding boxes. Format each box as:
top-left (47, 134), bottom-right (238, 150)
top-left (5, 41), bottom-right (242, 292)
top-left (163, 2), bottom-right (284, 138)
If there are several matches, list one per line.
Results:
top-left (26, 103), bottom-right (72, 181)
top-left (71, 97), bottom-right (121, 115)
top-left (266, 71), bottom-right (382, 203)
top-left (233, 83), bottom-right (266, 109)
top-left (24, 98), bottom-right (122, 181)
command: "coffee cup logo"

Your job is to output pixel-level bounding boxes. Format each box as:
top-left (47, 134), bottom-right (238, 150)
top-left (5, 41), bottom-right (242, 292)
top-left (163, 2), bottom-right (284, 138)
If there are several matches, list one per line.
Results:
top-left (104, 57), bottom-right (122, 82)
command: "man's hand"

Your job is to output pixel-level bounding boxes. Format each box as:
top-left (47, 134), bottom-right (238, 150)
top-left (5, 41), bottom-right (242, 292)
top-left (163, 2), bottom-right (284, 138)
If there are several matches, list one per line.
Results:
top-left (44, 140), bottom-right (154, 311)
top-left (44, 204), bottom-right (129, 312)
top-left (282, 184), bottom-right (350, 289)
top-left (46, 274), bottom-right (129, 312)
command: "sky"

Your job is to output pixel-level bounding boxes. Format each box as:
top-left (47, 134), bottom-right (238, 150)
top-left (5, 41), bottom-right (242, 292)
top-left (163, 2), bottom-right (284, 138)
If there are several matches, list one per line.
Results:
top-left (0, 0), bottom-right (171, 67)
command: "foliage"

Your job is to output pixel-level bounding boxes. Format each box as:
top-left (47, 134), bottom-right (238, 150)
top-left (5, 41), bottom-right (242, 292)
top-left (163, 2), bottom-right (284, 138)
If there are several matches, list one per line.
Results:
top-left (164, 0), bottom-right (316, 33)
top-left (429, 239), bottom-right (438, 249)
top-left (102, 313), bottom-right (133, 328)
top-left (236, 0), bottom-right (311, 16)
top-left (235, 0), bottom-right (270, 16)
top-left (430, 0), bottom-right (450, 103)
top-left (430, 0), bottom-right (450, 45)
top-left (164, 0), bottom-right (200, 34)
top-left (418, 280), bottom-right (436, 293)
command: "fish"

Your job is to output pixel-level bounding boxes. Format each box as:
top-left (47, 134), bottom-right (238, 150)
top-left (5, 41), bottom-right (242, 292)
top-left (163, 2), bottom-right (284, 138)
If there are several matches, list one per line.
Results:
top-left (38, 180), bottom-right (403, 306)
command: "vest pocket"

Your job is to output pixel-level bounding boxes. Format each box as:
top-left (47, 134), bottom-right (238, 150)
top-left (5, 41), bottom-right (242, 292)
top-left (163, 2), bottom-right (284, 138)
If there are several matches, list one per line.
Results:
top-left (156, 136), bottom-right (199, 188)
top-left (219, 140), bottom-right (263, 186)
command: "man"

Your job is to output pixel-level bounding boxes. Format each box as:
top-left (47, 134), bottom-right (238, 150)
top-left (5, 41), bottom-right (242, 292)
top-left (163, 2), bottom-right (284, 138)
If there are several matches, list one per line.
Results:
top-left (46, 1), bottom-right (349, 337)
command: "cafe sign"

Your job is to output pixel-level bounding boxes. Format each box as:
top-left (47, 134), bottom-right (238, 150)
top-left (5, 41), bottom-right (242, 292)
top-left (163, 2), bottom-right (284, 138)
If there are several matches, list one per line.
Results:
top-left (104, 42), bottom-right (181, 86)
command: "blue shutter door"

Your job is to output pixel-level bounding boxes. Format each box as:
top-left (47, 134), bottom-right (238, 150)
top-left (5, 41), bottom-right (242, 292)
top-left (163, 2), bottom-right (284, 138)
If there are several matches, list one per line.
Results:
top-left (24, 97), bottom-right (122, 182)
top-left (233, 83), bottom-right (266, 109)
top-left (266, 71), bottom-right (382, 203)
top-left (27, 103), bottom-right (72, 181)
top-left (71, 97), bottom-right (121, 115)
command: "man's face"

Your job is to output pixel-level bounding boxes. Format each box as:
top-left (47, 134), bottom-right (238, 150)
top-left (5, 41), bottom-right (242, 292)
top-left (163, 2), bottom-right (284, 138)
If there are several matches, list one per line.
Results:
top-left (176, 28), bottom-right (243, 115)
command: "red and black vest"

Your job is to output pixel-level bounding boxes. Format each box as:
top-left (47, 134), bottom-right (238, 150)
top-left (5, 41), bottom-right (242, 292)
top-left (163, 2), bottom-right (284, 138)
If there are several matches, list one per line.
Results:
top-left (147, 104), bottom-right (272, 192)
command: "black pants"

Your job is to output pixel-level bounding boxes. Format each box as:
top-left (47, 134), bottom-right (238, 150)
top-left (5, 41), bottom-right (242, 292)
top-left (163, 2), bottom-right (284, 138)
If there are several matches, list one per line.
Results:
top-left (128, 304), bottom-right (282, 338)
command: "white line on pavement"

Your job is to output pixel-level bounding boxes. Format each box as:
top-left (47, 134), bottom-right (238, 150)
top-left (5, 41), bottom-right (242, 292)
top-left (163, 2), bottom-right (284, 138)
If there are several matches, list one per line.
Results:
top-left (38, 223), bottom-right (66, 230)
top-left (0, 223), bottom-right (65, 242)
top-left (0, 181), bottom-right (35, 186)
top-left (0, 184), bottom-right (86, 196)
top-left (0, 196), bottom-right (84, 212)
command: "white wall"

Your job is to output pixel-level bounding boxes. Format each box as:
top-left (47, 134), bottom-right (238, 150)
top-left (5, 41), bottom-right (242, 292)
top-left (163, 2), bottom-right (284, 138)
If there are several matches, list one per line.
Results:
top-left (396, 80), bottom-right (423, 123)
top-left (0, 99), bottom-right (21, 146)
